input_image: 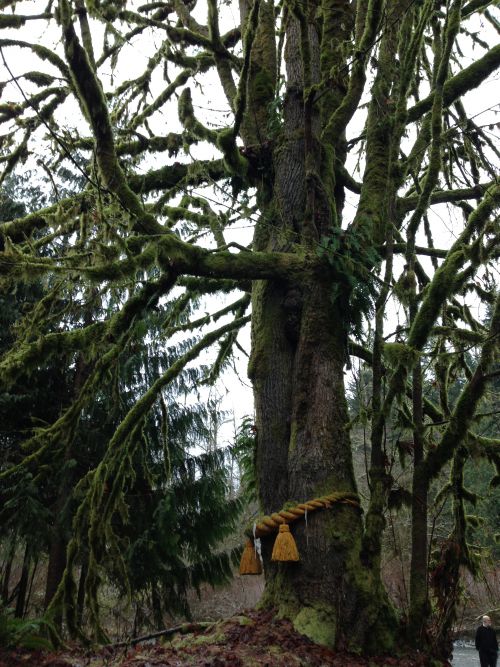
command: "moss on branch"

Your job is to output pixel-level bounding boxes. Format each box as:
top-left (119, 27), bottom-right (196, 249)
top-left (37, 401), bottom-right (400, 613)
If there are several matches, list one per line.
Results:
top-left (425, 294), bottom-right (500, 479)
top-left (407, 43), bottom-right (500, 123)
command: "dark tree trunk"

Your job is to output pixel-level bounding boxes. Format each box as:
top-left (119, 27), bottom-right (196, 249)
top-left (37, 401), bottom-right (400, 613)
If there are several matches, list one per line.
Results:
top-left (77, 558), bottom-right (88, 626)
top-left (44, 532), bottom-right (68, 614)
top-left (248, 9), bottom-right (396, 652)
top-left (14, 543), bottom-right (30, 618)
top-left (24, 556), bottom-right (39, 617)
top-left (151, 583), bottom-right (163, 630)
top-left (1, 535), bottom-right (16, 603)
top-left (44, 353), bottom-right (91, 619)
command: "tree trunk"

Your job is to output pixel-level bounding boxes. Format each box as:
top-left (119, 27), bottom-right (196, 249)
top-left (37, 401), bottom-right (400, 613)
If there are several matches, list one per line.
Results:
top-left (44, 532), bottom-right (68, 614)
top-left (1, 534), bottom-right (16, 603)
top-left (248, 12), bottom-right (396, 651)
top-left (14, 543), bottom-right (30, 618)
top-left (77, 558), bottom-right (88, 626)
top-left (151, 583), bottom-right (163, 631)
top-left (252, 273), bottom-right (396, 650)
top-left (44, 352), bottom-right (91, 618)
top-left (24, 556), bottom-right (39, 618)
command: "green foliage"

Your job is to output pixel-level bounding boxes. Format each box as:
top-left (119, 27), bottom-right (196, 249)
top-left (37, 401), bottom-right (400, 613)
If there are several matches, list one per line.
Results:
top-left (383, 343), bottom-right (420, 370)
top-left (317, 226), bottom-right (380, 340)
top-left (0, 606), bottom-right (54, 650)
top-left (266, 75), bottom-right (286, 139)
top-left (122, 445), bottom-right (243, 619)
top-left (0, 179), bottom-right (246, 638)
top-left (230, 416), bottom-right (257, 505)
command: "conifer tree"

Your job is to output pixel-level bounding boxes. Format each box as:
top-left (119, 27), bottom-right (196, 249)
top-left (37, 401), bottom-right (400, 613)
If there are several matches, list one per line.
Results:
top-left (0, 181), bottom-right (242, 637)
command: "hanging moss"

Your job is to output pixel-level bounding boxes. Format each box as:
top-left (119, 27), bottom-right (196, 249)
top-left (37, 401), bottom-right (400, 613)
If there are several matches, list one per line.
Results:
top-left (383, 342), bottom-right (420, 370)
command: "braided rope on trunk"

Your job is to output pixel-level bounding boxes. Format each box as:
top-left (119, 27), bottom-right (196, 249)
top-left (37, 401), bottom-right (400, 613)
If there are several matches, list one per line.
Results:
top-left (246, 491), bottom-right (361, 539)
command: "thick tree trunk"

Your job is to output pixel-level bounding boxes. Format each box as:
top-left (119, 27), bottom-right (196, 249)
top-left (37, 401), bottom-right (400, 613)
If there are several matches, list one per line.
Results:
top-left (251, 274), bottom-right (396, 651)
top-left (243, 0), bottom-right (397, 653)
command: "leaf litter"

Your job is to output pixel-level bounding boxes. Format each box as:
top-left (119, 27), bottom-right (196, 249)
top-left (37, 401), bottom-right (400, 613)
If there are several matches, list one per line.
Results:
top-left (0, 610), bottom-right (452, 666)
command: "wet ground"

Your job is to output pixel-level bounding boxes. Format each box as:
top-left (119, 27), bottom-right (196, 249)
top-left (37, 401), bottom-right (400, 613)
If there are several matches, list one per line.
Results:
top-left (452, 645), bottom-right (478, 666)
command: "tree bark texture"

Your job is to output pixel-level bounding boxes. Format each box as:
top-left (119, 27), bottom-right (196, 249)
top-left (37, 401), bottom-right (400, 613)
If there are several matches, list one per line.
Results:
top-left (248, 7), bottom-right (396, 652)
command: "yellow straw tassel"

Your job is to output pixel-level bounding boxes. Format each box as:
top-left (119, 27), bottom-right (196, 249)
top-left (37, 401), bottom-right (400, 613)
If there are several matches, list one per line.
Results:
top-left (239, 539), bottom-right (263, 575)
top-left (271, 524), bottom-right (300, 562)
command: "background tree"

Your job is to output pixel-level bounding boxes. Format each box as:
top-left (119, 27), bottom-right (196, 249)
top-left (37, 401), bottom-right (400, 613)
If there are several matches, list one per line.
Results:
top-left (0, 179), bottom-right (243, 638)
top-left (0, 0), bottom-right (499, 657)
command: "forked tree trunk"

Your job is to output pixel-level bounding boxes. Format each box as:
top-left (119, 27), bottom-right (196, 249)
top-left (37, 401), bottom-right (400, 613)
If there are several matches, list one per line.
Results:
top-left (248, 10), bottom-right (396, 650)
top-left (251, 276), bottom-right (396, 651)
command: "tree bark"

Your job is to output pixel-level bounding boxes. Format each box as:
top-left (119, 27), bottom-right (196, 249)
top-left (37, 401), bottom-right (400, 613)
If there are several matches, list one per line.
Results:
top-left (248, 8), bottom-right (396, 653)
top-left (44, 353), bottom-right (91, 618)
top-left (44, 531), bottom-right (68, 614)
top-left (14, 543), bottom-right (30, 618)
top-left (76, 558), bottom-right (87, 626)
top-left (1, 534), bottom-right (16, 604)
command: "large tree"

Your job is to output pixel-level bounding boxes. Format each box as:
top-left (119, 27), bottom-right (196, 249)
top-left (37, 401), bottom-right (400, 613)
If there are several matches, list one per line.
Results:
top-left (0, 0), bottom-right (499, 655)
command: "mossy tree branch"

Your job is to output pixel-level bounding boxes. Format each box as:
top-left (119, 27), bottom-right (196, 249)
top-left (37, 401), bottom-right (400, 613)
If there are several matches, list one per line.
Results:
top-left (407, 43), bottom-right (500, 123)
top-left (425, 294), bottom-right (500, 480)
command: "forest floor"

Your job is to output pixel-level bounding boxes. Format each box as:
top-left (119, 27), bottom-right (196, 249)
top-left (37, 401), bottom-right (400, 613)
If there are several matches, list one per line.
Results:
top-left (0, 609), bottom-right (452, 667)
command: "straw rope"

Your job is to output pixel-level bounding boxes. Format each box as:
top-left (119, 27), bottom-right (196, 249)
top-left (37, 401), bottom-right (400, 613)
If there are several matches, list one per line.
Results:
top-left (246, 491), bottom-right (361, 539)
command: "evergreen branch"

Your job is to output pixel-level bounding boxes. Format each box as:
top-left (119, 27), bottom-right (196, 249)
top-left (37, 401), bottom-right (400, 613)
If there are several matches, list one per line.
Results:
top-left (0, 194), bottom-right (85, 243)
top-left (102, 315), bottom-right (250, 474)
top-left (57, 314), bottom-right (250, 634)
top-left (165, 294), bottom-right (250, 335)
top-left (0, 322), bottom-right (106, 387)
